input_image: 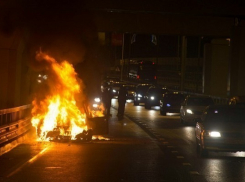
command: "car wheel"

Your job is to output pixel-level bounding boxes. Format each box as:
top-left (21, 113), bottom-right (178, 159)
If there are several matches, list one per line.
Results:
top-left (134, 101), bottom-right (139, 106)
top-left (160, 109), bottom-right (166, 116)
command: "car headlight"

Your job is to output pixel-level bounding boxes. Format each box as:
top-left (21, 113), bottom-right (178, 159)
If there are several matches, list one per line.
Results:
top-left (92, 103), bottom-right (98, 108)
top-left (113, 89), bottom-right (116, 93)
top-left (166, 103), bottom-right (171, 107)
top-left (150, 96), bottom-right (155, 100)
top-left (206, 131), bottom-right (221, 137)
top-left (186, 109), bottom-right (193, 114)
top-left (94, 97), bottom-right (101, 103)
top-left (138, 94), bottom-right (142, 97)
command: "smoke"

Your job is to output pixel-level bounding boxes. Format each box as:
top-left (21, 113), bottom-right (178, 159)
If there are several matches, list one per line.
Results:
top-left (0, 0), bottom-right (98, 63)
top-left (0, 0), bottom-right (104, 100)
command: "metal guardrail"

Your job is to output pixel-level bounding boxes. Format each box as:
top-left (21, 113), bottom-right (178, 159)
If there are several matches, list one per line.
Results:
top-left (0, 105), bottom-right (32, 146)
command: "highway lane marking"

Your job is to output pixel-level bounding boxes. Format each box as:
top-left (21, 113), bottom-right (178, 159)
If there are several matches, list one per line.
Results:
top-left (182, 163), bottom-right (191, 166)
top-left (176, 156), bottom-right (184, 158)
top-left (45, 167), bottom-right (62, 169)
top-left (190, 171), bottom-right (199, 175)
top-left (7, 147), bottom-right (49, 178)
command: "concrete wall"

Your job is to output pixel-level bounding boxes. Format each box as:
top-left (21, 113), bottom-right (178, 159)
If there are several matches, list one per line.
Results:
top-left (0, 30), bottom-right (30, 109)
top-left (203, 39), bottom-right (230, 97)
top-left (230, 26), bottom-right (245, 97)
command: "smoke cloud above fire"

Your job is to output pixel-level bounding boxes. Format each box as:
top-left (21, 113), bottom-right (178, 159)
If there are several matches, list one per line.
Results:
top-left (0, 0), bottom-right (104, 100)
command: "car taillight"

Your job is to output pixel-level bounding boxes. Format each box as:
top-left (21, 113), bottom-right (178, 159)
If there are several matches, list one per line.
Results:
top-left (137, 75), bottom-right (140, 79)
top-left (154, 76), bottom-right (157, 80)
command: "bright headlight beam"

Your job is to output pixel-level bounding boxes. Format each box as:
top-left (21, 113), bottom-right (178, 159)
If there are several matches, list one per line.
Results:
top-left (138, 94), bottom-right (142, 97)
top-left (150, 96), bottom-right (155, 100)
top-left (94, 98), bottom-right (100, 102)
top-left (209, 131), bottom-right (221, 137)
top-left (186, 109), bottom-right (193, 114)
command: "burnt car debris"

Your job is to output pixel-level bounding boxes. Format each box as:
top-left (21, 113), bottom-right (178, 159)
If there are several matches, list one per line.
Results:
top-left (75, 129), bottom-right (93, 141)
top-left (41, 97), bottom-right (108, 143)
top-left (44, 127), bottom-right (92, 142)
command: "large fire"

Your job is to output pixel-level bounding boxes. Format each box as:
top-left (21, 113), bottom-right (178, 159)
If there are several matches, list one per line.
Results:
top-left (31, 51), bottom-right (104, 141)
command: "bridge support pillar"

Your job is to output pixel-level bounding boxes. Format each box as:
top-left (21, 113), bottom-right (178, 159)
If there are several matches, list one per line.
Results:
top-left (203, 39), bottom-right (230, 97)
top-left (230, 26), bottom-right (245, 97)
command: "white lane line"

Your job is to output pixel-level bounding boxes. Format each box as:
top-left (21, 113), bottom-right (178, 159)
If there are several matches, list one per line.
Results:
top-left (182, 163), bottom-right (191, 166)
top-left (7, 147), bottom-right (49, 178)
top-left (190, 171), bottom-right (200, 175)
top-left (176, 156), bottom-right (184, 158)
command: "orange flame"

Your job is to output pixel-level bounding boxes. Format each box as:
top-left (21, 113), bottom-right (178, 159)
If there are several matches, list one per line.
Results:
top-left (31, 51), bottom-right (104, 141)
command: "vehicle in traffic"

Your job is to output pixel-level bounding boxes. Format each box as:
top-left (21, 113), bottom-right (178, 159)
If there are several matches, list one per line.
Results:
top-left (195, 105), bottom-right (245, 157)
top-left (180, 95), bottom-right (214, 125)
top-left (128, 60), bottom-right (157, 83)
top-left (133, 83), bottom-right (154, 106)
top-left (122, 84), bottom-right (136, 100)
top-left (110, 81), bottom-right (126, 98)
top-left (159, 92), bottom-right (186, 116)
top-left (101, 76), bottom-right (120, 92)
top-left (144, 86), bottom-right (168, 109)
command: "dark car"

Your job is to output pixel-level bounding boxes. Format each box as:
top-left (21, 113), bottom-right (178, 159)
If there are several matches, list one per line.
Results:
top-left (180, 95), bottom-right (215, 125)
top-left (110, 81), bottom-right (126, 98)
top-left (159, 92), bottom-right (186, 116)
top-left (144, 86), bottom-right (168, 109)
top-left (101, 76), bottom-right (121, 92)
top-left (133, 83), bottom-right (154, 106)
top-left (122, 84), bottom-right (136, 100)
top-left (195, 105), bottom-right (245, 157)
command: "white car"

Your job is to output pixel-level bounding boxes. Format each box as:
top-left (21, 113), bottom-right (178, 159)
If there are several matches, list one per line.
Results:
top-left (180, 95), bottom-right (214, 125)
top-left (195, 105), bottom-right (245, 157)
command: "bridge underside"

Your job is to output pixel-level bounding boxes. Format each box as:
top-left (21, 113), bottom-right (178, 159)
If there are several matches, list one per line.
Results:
top-left (84, 0), bottom-right (245, 36)
top-left (92, 11), bottom-right (234, 37)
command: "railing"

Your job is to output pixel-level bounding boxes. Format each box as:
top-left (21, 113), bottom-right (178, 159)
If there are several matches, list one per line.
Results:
top-left (0, 105), bottom-right (32, 146)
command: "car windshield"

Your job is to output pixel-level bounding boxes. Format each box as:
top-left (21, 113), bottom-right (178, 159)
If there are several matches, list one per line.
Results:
top-left (187, 97), bottom-right (214, 106)
top-left (165, 94), bottom-right (185, 101)
top-left (111, 82), bottom-right (124, 87)
top-left (137, 85), bottom-right (151, 92)
top-left (149, 88), bottom-right (167, 94)
top-left (124, 85), bottom-right (135, 90)
top-left (206, 107), bottom-right (245, 122)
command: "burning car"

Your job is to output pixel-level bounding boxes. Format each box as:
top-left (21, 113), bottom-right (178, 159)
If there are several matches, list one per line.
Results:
top-left (31, 52), bottom-right (108, 142)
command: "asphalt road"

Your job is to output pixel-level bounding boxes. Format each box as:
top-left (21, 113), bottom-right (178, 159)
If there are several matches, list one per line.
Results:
top-left (3, 98), bottom-right (243, 182)
top-left (120, 99), bottom-right (245, 182)
top-left (0, 100), bottom-right (196, 182)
